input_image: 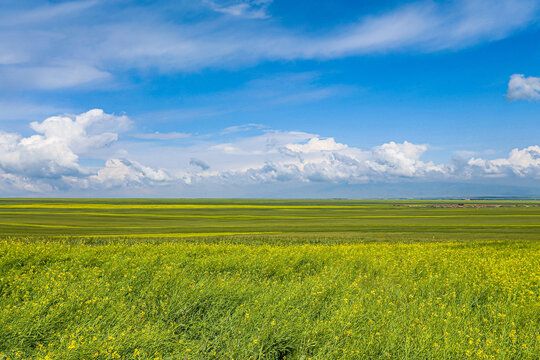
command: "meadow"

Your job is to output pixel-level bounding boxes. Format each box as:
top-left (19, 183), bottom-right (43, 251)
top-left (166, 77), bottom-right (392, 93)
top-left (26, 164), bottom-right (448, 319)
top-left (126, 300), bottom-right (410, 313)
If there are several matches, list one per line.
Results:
top-left (0, 199), bottom-right (538, 359)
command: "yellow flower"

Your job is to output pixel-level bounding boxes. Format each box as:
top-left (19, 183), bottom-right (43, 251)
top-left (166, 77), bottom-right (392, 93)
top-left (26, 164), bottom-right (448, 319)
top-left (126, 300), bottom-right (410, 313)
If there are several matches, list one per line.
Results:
top-left (67, 340), bottom-right (77, 350)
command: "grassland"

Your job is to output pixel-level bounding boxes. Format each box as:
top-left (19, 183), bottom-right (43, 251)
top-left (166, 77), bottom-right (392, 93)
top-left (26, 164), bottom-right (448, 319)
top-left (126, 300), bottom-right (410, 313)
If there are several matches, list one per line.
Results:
top-left (0, 199), bottom-right (539, 359)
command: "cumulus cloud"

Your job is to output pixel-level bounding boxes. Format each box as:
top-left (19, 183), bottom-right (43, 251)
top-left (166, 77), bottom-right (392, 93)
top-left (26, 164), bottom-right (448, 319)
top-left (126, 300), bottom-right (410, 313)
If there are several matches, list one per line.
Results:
top-left (187, 136), bottom-right (540, 187)
top-left (467, 146), bottom-right (540, 178)
top-left (203, 138), bottom-right (446, 184)
top-left (284, 137), bottom-right (348, 154)
top-left (367, 141), bottom-right (445, 177)
top-left (29, 109), bottom-right (131, 154)
top-left (506, 74), bottom-right (540, 101)
top-left (0, 109), bottom-right (129, 179)
top-left (91, 158), bottom-right (172, 188)
top-left (0, 109), bottom-right (167, 192)
top-left (0, 110), bottom-right (539, 194)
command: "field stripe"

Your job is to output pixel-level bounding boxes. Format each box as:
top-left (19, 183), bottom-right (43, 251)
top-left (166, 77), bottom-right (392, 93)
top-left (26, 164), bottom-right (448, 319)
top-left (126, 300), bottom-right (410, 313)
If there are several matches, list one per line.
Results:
top-left (0, 211), bottom-right (538, 219)
top-left (0, 222), bottom-right (84, 228)
top-left (65, 231), bottom-right (281, 238)
top-left (0, 204), bottom-right (373, 209)
top-left (0, 222), bottom-right (537, 231)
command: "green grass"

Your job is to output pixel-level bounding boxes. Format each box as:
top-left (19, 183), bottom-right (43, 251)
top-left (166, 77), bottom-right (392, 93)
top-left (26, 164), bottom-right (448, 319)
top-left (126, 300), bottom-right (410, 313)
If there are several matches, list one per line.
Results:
top-left (0, 198), bottom-right (539, 240)
top-left (0, 199), bottom-right (539, 359)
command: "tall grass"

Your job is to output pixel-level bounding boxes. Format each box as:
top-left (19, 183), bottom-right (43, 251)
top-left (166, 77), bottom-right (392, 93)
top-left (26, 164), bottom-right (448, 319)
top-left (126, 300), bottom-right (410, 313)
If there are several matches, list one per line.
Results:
top-left (1, 238), bottom-right (538, 359)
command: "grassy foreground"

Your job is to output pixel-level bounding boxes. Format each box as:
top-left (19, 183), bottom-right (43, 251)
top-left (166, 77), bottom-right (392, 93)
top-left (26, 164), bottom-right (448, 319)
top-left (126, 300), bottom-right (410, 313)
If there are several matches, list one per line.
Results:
top-left (0, 199), bottom-right (539, 359)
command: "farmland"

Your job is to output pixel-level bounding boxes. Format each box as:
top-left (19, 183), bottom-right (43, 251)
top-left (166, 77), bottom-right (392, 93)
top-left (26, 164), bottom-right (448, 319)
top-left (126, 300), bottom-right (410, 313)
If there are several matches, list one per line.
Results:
top-left (0, 199), bottom-right (539, 359)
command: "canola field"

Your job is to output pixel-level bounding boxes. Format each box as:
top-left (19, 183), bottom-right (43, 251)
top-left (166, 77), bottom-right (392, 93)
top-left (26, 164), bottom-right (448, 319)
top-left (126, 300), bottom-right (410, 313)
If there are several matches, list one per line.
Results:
top-left (0, 199), bottom-right (539, 359)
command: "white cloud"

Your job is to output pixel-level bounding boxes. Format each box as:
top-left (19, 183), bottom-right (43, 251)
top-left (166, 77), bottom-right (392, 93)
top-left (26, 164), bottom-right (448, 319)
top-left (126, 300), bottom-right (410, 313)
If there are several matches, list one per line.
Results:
top-left (284, 137), bottom-right (348, 154)
top-left (29, 109), bottom-right (131, 154)
top-left (177, 136), bottom-right (443, 185)
top-left (506, 74), bottom-right (540, 101)
top-left (0, 109), bottom-right (174, 192)
top-left (206, 139), bottom-right (446, 184)
top-left (91, 158), bottom-right (172, 188)
top-left (0, 109), bottom-right (539, 193)
top-left (186, 136), bottom-right (540, 187)
top-left (467, 146), bottom-right (540, 178)
top-left (0, 109), bottom-right (129, 181)
top-left (367, 141), bottom-right (445, 177)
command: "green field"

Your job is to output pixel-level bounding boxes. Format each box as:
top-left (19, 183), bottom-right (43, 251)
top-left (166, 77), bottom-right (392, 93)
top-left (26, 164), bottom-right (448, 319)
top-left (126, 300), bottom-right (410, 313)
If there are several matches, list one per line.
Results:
top-left (0, 199), bottom-right (539, 359)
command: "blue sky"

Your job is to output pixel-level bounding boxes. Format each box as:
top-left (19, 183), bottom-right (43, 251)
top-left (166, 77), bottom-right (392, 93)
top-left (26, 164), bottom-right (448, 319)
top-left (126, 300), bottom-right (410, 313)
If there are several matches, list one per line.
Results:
top-left (0, 0), bottom-right (539, 197)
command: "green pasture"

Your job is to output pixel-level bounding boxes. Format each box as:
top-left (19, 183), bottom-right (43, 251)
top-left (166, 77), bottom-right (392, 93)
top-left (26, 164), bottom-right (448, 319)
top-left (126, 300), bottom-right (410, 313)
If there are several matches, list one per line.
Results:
top-left (0, 198), bottom-right (539, 241)
top-left (0, 199), bottom-right (538, 359)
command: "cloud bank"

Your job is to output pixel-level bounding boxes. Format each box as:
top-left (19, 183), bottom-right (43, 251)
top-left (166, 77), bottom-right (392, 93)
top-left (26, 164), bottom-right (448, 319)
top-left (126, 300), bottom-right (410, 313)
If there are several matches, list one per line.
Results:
top-left (0, 110), bottom-right (538, 195)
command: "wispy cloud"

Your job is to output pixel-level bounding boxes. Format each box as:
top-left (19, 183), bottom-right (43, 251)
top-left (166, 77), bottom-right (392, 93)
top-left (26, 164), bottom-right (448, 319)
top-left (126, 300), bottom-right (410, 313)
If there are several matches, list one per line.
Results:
top-left (98, 0), bottom-right (538, 70)
top-left (0, 64), bottom-right (110, 90)
top-left (0, 0), bottom-right (537, 89)
top-left (221, 123), bottom-right (266, 135)
top-left (1, 0), bottom-right (99, 26)
top-left (131, 132), bottom-right (191, 140)
top-left (453, 149), bottom-right (497, 158)
top-left (205, 0), bottom-right (273, 19)
top-left (131, 72), bottom-right (349, 125)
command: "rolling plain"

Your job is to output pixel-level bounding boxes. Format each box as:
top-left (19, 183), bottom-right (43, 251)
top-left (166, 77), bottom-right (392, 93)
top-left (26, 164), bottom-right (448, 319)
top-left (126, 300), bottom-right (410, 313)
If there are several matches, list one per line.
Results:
top-left (0, 199), bottom-right (539, 359)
